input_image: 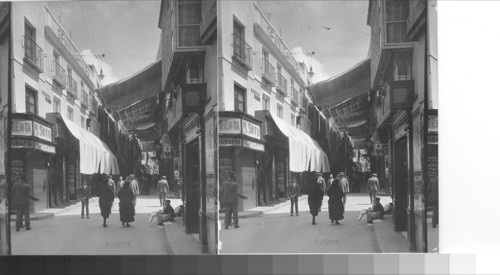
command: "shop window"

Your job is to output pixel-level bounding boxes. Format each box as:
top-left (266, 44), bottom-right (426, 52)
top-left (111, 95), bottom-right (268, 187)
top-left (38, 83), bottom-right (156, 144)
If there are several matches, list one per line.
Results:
top-left (67, 106), bottom-right (74, 121)
top-left (234, 84), bottom-right (246, 112)
top-left (262, 95), bottom-right (270, 111)
top-left (178, 0), bottom-right (201, 47)
top-left (25, 86), bottom-right (37, 115)
top-left (53, 97), bottom-right (61, 113)
top-left (277, 104), bottom-right (283, 119)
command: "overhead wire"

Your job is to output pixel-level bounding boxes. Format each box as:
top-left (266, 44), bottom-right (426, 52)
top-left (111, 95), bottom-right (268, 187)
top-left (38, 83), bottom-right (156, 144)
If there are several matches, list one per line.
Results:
top-left (104, 36), bottom-right (161, 55)
top-left (104, 17), bottom-right (157, 53)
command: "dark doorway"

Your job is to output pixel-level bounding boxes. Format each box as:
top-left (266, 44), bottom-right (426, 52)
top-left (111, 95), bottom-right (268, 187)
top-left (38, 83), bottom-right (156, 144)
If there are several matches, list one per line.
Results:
top-left (185, 141), bottom-right (200, 234)
top-left (394, 137), bottom-right (409, 232)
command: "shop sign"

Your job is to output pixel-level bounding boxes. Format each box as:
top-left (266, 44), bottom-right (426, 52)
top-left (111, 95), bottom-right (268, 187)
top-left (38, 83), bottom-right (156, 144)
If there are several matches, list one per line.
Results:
top-left (242, 139), bottom-right (265, 152)
top-left (427, 132), bottom-right (438, 145)
top-left (34, 141), bottom-right (56, 154)
top-left (241, 119), bottom-right (261, 140)
top-left (388, 80), bottom-right (415, 110)
top-left (42, 91), bottom-right (52, 103)
top-left (219, 137), bottom-right (242, 147)
top-left (219, 118), bottom-right (241, 135)
top-left (33, 121), bottom-right (52, 142)
top-left (12, 119), bottom-right (33, 136)
top-left (428, 114), bottom-right (438, 132)
top-left (181, 83), bottom-right (207, 113)
top-left (11, 139), bottom-right (33, 149)
top-left (252, 89), bottom-right (260, 101)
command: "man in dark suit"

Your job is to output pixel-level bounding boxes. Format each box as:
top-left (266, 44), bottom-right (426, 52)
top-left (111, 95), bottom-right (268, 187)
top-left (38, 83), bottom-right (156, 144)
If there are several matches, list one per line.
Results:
top-left (11, 173), bottom-right (39, 231)
top-left (220, 171), bottom-right (247, 229)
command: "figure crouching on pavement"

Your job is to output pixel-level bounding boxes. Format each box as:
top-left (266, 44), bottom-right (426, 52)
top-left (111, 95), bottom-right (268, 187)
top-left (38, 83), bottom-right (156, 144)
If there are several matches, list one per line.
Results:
top-left (358, 197), bottom-right (385, 225)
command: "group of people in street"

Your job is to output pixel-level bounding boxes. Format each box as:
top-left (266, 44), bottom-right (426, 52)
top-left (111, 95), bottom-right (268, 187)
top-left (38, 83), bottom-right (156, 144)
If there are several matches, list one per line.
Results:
top-left (305, 172), bottom-right (384, 226)
top-left (93, 174), bottom-right (140, 228)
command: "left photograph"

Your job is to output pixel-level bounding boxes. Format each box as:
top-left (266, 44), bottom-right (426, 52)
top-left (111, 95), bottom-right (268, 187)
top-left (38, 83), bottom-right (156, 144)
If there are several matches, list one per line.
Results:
top-left (0, 0), bottom-right (218, 255)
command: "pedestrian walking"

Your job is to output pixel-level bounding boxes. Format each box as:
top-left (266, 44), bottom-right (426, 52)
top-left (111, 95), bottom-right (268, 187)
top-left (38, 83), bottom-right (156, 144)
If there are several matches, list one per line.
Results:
top-left (117, 180), bottom-right (135, 227)
top-left (116, 176), bottom-right (124, 195)
top-left (338, 172), bottom-right (349, 205)
top-left (308, 173), bottom-right (324, 225)
top-left (11, 173), bottom-right (39, 231)
top-left (80, 182), bottom-right (91, 219)
top-left (367, 173), bottom-right (380, 204)
top-left (129, 174), bottom-right (140, 206)
top-left (97, 178), bottom-right (114, 227)
top-left (317, 173), bottom-right (326, 212)
top-left (326, 174), bottom-right (334, 194)
top-left (358, 197), bottom-right (385, 225)
top-left (220, 171), bottom-right (247, 229)
top-left (327, 179), bottom-right (344, 224)
top-left (157, 176), bottom-right (169, 207)
top-left (428, 178), bottom-right (438, 228)
top-left (106, 175), bottom-right (116, 197)
top-left (289, 179), bottom-right (300, 216)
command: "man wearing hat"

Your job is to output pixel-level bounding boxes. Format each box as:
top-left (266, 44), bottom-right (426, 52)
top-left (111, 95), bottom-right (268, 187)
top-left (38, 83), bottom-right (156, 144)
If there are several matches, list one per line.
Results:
top-left (338, 172), bottom-right (349, 206)
top-left (220, 171), bottom-right (247, 229)
top-left (157, 175), bottom-right (169, 207)
top-left (366, 173), bottom-right (380, 204)
top-left (11, 173), bottom-right (39, 231)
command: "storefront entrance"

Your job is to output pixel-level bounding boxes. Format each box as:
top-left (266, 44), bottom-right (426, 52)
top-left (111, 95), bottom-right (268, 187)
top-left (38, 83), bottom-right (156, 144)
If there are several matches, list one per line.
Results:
top-left (394, 137), bottom-right (409, 232)
top-left (185, 140), bottom-right (200, 234)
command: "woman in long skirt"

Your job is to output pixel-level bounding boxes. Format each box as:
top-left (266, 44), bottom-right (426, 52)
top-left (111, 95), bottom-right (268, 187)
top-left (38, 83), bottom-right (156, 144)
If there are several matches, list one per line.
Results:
top-left (308, 173), bottom-right (324, 225)
top-left (327, 176), bottom-right (344, 224)
top-left (97, 179), bottom-right (114, 227)
top-left (117, 180), bottom-right (135, 227)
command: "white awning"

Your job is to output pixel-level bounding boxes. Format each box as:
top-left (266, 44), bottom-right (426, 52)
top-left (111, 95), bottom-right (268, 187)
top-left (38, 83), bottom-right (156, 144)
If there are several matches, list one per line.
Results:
top-left (61, 116), bottom-right (120, 175)
top-left (269, 113), bottom-right (330, 173)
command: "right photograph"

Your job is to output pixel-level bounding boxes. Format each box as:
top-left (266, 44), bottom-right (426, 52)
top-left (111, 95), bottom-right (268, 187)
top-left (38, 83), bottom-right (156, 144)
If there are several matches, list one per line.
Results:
top-left (218, 0), bottom-right (437, 253)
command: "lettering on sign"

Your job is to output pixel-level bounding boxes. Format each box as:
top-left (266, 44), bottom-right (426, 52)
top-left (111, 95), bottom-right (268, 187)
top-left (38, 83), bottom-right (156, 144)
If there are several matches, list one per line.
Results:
top-left (34, 142), bottom-right (56, 154)
top-left (33, 122), bottom-right (52, 142)
top-left (219, 118), bottom-right (241, 135)
top-left (242, 139), bottom-right (265, 152)
top-left (241, 119), bottom-right (261, 140)
top-left (12, 120), bottom-right (33, 136)
top-left (219, 138), bottom-right (242, 147)
top-left (12, 139), bottom-right (33, 148)
top-left (428, 115), bottom-right (438, 132)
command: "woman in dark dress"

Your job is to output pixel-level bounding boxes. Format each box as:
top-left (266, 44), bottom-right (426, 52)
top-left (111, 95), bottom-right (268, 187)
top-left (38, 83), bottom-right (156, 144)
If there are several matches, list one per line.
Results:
top-left (308, 173), bottom-right (324, 225)
top-left (97, 179), bottom-right (114, 227)
top-left (117, 180), bottom-right (135, 227)
top-left (327, 177), bottom-right (344, 224)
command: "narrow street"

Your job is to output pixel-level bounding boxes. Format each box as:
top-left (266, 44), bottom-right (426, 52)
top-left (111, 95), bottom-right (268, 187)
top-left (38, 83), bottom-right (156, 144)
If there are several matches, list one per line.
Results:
top-left (11, 195), bottom-right (182, 255)
top-left (220, 193), bottom-right (392, 254)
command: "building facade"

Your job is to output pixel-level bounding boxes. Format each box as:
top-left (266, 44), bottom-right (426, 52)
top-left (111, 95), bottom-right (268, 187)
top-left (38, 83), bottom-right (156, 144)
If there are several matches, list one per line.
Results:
top-left (218, 1), bottom-right (330, 211)
top-left (158, 0), bottom-right (218, 254)
top-left (366, 0), bottom-right (437, 252)
top-left (8, 2), bottom-right (120, 213)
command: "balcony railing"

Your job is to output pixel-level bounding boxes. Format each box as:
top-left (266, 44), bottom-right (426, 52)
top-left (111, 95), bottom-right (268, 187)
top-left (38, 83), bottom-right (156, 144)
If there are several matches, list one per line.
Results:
top-left (291, 87), bottom-right (299, 106)
top-left (67, 75), bottom-right (78, 98)
top-left (276, 73), bottom-right (287, 96)
top-left (23, 35), bottom-right (44, 72)
top-left (81, 90), bottom-right (89, 109)
top-left (53, 61), bottom-right (66, 88)
top-left (231, 33), bottom-right (252, 70)
top-left (262, 58), bottom-right (276, 86)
